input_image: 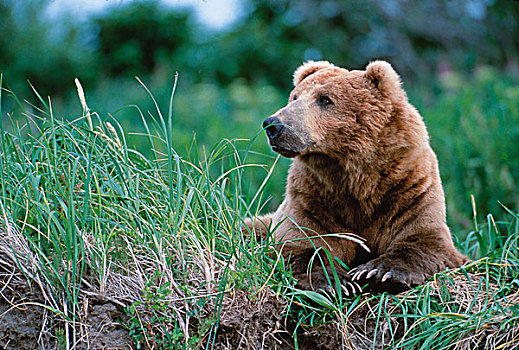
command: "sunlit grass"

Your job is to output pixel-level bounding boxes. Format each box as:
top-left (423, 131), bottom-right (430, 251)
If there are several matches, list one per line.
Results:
top-left (0, 77), bottom-right (517, 349)
top-left (0, 77), bottom-right (289, 347)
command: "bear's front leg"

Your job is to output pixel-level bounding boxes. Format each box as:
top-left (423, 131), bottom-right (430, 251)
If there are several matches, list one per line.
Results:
top-left (242, 214), bottom-right (273, 241)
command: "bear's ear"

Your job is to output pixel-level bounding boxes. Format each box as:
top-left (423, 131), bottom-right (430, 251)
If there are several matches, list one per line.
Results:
top-left (293, 61), bottom-right (335, 86)
top-left (365, 61), bottom-right (405, 99)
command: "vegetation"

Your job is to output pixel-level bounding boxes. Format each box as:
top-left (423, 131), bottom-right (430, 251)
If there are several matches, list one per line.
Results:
top-left (0, 77), bottom-right (517, 348)
top-left (1, 0), bottom-right (518, 230)
top-left (0, 0), bottom-right (518, 348)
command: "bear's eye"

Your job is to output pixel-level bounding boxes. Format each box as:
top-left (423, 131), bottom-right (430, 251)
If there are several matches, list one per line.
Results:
top-left (317, 94), bottom-right (333, 106)
top-left (292, 94), bottom-right (298, 101)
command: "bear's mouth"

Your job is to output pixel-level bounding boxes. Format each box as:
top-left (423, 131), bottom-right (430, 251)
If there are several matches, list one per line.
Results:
top-left (271, 146), bottom-right (298, 158)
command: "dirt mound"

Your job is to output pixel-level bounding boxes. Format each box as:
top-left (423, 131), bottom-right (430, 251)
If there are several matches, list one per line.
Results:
top-left (213, 288), bottom-right (291, 349)
top-left (0, 279), bottom-right (50, 349)
top-left (1, 221), bottom-right (517, 349)
top-left (76, 302), bottom-right (132, 350)
top-left (212, 288), bottom-right (344, 350)
top-left (0, 224), bottom-right (133, 350)
top-left (0, 267), bottom-right (133, 350)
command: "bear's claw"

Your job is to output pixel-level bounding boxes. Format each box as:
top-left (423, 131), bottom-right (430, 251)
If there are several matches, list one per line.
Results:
top-left (340, 281), bottom-right (362, 297)
top-left (366, 268), bottom-right (379, 279)
top-left (349, 260), bottom-right (400, 284)
top-left (381, 271), bottom-right (392, 282)
top-left (347, 258), bottom-right (427, 293)
top-left (351, 268), bottom-right (367, 281)
top-left (350, 266), bottom-right (384, 281)
top-left (306, 268), bottom-right (365, 297)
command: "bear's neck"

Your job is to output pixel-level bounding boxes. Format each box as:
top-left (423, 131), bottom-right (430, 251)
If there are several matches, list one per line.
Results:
top-left (296, 148), bottom-right (416, 211)
top-left (297, 153), bottom-right (380, 199)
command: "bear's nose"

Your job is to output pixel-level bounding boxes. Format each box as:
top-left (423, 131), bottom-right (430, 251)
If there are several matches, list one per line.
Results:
top-left (263, 117), bottom-right (285, 140)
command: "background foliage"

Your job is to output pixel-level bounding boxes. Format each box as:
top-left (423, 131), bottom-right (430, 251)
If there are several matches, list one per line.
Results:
top-left (1, 1), bottom-right (518, 348)
top-left (1, 0), bottom-right (518, 230)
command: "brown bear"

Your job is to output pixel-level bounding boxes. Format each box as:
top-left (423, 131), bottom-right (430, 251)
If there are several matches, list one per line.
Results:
top-left (246, 60), bottom-right (467, 295)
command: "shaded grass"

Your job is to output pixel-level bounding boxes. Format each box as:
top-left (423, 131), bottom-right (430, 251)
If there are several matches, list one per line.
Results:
top-left (0, 78), bottom-right (518, 349)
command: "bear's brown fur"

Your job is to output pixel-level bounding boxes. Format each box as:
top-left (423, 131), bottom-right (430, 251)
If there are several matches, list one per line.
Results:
top-left (246, 60), bottom-right (467, 295)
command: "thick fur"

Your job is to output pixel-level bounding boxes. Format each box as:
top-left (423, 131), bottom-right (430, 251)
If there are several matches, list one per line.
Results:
top-left (247, 60), bottom-right (467, 294)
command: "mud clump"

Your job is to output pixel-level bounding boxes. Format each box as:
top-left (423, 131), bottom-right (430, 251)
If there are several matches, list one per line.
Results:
top-left (76, 303), bottom-right (133, 349)
top-left (0, 267), bottom-right (132, 349)
top-left (212, 289), bottom-right (344, 350)
top-left (0, 280), bottom-right (51, 349)
top-left (213, 289), bottom-right (289, 349)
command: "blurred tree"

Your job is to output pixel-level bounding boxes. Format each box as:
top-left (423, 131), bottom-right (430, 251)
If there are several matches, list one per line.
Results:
top-left (483, 0), bottom-right (519, 68)
top-left (201, 0), bottom-right (518, 89)
top-left (0, 0), bottom-right (94, 98)
top-left (3, 0), bottom-right (517, 97)
top-left (94, 1), bottom-right (193, 77)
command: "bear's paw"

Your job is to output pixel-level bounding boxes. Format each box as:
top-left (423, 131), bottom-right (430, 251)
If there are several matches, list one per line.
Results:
top-left (349, 257), bottom-right (427, 294)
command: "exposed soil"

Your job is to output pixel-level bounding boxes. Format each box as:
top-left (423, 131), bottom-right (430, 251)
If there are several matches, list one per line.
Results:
top-left (210, 287), bottom-right (402, 349)
top-left (0, 280), bottom-right (344, 350)
top-left (76, 302), bottom-right (133, 350)
top-left (1, 222), bottom-right (516, 349)
top-left (0, 279), bottom-right (51, 349)
top-left (2, 269), bottom-right (518, 349)
top-left (213, 289), bottom-right (293, 349)
top-left (212, 289), bottom-right (346, 350)
top-left (0, 267), bottom-right (133, 349)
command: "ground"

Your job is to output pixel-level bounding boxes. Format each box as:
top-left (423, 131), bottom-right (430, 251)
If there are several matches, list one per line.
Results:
top-left (1, 222), bottom-right (517, 349)
top-left (1, 259), bottom-right (518, 349)
top-left (0, 269), bottom-right (132, 349)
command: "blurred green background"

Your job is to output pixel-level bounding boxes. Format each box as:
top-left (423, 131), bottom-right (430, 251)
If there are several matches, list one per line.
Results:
top-left (1, 0), bottom-right (518, 231)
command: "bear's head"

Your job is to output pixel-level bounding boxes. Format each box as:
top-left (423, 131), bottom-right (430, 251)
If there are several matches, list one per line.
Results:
top-left (263, 60), bottom-right (425, 162)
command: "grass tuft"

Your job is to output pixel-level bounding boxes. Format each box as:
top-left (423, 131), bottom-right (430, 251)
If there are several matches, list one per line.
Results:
top-left (0, 79), bottom-right (517, 349)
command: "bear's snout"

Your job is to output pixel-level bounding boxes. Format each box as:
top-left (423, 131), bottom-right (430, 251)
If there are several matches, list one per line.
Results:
top-left (263, 116), bottom-right (285, 141)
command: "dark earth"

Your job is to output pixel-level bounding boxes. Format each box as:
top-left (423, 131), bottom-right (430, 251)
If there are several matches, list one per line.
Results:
top-left (0, 270), bottom-right (133, 349)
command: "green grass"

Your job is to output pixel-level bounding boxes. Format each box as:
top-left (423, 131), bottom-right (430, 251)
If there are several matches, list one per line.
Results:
top-left (0, 77), bottom-right (293, 348)
top-left (416, 67), bottom-right (519, 231)
top-left (5, 66), bottom-right (518, 231)
top-left (0, 77), bottom-right (518, 349)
